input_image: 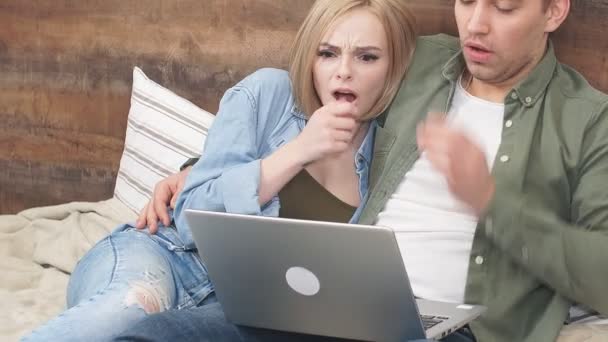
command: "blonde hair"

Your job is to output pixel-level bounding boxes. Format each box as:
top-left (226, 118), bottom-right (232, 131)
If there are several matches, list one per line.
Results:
top-left (288, 0), bottom-right (417, 120)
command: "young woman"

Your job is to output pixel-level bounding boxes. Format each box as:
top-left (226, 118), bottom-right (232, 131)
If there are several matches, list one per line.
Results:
top-left (22, 1), bottom-right (416, 341)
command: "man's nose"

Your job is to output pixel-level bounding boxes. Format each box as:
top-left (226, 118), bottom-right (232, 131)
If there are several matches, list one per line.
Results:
top-left (467, 4), bottom-right (490, 35)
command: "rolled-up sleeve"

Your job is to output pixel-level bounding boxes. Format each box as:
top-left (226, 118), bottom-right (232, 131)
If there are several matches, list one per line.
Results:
top-left (174, 83), bottom-right (266, 245)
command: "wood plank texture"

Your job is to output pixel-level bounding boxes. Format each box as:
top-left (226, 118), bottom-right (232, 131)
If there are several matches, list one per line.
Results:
top-left (1, 0), bottom-right (607, 213)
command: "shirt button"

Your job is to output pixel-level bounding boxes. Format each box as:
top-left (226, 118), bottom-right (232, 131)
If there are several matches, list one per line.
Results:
top-left (505, 120), bottom-right (513, 128)
top-left (511, 92), bottom-right (518, 100)
top-left (475, 256), bottom-right (484, 265)
top-left (500, 155), bottom-right (510, 163)
top-left (525, 97), bottom-right (533, 104)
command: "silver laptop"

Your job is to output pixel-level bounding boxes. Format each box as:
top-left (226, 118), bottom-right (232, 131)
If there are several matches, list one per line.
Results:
top-left (186, 209), bottom-right (486, 342)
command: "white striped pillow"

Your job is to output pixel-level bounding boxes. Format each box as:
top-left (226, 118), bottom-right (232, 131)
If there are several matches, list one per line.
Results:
top-left (113, 67), bottom-right (215, 215)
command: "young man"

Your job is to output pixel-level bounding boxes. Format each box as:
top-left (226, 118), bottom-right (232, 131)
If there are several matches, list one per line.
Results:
top-left (125, 0), bottom-right (608, 341)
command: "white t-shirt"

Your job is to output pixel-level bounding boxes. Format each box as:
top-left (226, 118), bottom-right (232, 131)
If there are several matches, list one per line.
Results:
top-left (375, 80), bottom-right (505, 303)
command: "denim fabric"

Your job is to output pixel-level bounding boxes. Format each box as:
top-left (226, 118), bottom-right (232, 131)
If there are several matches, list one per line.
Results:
top-left (113, 296), bottom-right (475, 342)
top-left (21, 224), bottom-right (212, 342)
top-left (174, 68), bottom-right (376, 248)
top-left (22, 68), bottom-right (374, 341)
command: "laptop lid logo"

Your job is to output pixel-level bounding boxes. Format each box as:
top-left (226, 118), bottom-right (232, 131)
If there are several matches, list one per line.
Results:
top-left (285, 267), bottom-right (320, 296)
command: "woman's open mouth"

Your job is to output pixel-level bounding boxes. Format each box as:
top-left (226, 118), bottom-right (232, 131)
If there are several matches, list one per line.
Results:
top-left (333, 90), bottom-right (357, 103)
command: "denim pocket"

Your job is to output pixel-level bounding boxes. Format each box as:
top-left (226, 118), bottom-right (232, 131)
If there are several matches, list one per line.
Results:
top-left (149, 225), bottom-right (188, 252)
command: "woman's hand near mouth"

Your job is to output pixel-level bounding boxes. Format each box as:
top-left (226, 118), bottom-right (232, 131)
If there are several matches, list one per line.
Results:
top-left (292, 101), bottom-right (360, 165)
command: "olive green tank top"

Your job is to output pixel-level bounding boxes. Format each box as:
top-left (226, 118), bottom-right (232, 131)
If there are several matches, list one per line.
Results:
top-left (278, 169), bottom-right (357, 223)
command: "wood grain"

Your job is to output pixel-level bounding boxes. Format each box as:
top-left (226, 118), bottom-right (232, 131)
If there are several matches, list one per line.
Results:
top-left (1, 0), bottom-right (606, 213)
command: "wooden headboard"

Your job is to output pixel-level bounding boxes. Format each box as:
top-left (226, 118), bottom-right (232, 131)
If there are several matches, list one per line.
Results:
top-left (1, 0), bottom-right (607, 214)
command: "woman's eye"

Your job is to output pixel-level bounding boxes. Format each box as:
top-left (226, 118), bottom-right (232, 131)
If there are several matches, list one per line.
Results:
top-left (360, 54), bottom-right (379, 62)
top-left (317, 50), bottom-right (336, 58)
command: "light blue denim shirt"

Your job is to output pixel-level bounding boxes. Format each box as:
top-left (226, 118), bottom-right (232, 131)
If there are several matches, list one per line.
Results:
top-left (174, 68), bottom-right (376, 248)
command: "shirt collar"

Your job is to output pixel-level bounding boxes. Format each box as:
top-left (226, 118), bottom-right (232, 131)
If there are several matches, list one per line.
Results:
top-left (290, 104), bottom-right (308, 120)
top-left (356, 120), bottom-right (377, 168)
top-left (441, 40), bottom-right (558, 107)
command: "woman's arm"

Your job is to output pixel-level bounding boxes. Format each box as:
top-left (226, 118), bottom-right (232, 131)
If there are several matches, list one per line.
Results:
top-left (174, 70), bottom-right (359, 231)
top-left (259, 101), bottom-right (359, 205)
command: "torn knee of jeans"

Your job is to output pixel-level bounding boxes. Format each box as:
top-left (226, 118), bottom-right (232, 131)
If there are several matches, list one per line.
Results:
top-left (123, 280), bottom-right (170, 314)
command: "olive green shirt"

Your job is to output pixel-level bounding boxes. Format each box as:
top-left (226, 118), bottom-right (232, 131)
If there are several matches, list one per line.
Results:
top-left (358, 34), bottom-right (608, 342)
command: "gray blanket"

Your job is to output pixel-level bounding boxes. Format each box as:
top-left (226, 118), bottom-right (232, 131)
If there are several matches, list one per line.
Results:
top-left (0, 198), bottom-right (135, 341)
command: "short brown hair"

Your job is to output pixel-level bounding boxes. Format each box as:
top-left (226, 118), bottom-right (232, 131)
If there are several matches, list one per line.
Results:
top-left (288, 0), bottom-right (417, 121)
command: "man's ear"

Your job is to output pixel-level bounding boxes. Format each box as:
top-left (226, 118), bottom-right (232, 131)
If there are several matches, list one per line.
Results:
top-left (545, 0), bottom-right (571, 33)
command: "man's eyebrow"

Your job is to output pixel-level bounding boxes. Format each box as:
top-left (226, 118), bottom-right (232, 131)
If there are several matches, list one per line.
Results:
top-left (496, 0), bottom-right (523, 5)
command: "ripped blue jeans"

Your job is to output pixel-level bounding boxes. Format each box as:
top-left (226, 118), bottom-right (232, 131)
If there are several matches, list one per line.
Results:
top-left (21, 224), bottom-right (214, 342)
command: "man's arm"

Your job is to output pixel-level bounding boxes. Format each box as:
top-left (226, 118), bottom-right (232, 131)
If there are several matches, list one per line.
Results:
top-left (486, 102), bottom-right (608, 314)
